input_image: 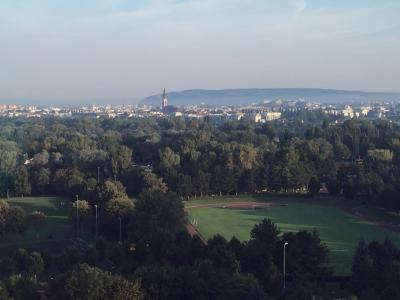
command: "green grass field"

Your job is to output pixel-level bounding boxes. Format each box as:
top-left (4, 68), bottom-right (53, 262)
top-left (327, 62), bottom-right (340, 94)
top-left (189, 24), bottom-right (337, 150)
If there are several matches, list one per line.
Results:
top-left (0, 197), bottom-right (73, 255)
top-left (187, 196), bottom-right (400, 276)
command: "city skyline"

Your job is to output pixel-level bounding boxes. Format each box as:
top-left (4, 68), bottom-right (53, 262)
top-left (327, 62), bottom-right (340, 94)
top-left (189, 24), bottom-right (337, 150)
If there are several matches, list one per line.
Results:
top-left (1, 0), bottom-right (400, 103)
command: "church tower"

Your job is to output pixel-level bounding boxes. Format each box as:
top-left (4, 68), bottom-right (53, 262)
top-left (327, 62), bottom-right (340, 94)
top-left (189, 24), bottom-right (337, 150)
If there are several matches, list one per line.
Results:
top-left (162, 88), bottom-right (168, 109)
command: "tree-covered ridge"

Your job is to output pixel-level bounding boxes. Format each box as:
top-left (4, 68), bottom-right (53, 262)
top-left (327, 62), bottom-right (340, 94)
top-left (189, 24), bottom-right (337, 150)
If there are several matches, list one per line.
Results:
top-left (141, 88), bottom-right (400, 106)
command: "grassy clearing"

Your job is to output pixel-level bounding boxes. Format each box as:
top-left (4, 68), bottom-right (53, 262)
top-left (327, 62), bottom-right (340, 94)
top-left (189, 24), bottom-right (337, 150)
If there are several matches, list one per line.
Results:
top-left (1, 197), bottom-right (73, 255)
top-left (187, 196), bottom-right (400, 276)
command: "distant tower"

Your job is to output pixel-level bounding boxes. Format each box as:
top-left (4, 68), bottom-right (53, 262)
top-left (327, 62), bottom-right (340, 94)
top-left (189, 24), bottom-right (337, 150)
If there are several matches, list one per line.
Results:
top-left (162, 88), bottom-right (168, 109)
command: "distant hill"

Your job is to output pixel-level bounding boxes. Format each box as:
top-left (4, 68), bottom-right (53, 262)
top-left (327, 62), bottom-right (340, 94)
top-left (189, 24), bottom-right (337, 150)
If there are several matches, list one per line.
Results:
top-left (141, 88), bottom-right (400, 106)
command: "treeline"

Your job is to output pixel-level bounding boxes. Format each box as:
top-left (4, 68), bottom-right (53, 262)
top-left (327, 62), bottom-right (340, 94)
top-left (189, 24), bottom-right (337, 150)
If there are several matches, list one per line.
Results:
top-left (349, 238), bottom-right (400, 299)
top-left (0, 248), bottom-right (144, 300)
top-left (1, 116), bottom-right (399, 210)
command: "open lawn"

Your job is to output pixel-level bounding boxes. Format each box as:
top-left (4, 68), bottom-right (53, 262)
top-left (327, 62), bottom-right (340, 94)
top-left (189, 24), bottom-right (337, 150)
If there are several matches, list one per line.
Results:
top-left (187, 196), bottom-right (400, 276)
top-left (0, 197), bottom-right (73, 255)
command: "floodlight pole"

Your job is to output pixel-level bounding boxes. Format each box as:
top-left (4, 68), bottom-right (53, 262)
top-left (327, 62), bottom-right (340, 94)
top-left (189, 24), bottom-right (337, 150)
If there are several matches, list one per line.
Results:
top-left (283, 242), bottom-right (288, 289)
top-left (76, 195), bottom-right (79, 238)
top-left (94, 204), bottom-right (98, 238)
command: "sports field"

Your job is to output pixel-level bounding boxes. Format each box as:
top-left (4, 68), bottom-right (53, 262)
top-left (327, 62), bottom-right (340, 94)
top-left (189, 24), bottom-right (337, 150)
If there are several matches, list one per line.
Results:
top-left (187, 196), bottom-right (400, 275)
top-left (0, 197), bottom-right (73, 255)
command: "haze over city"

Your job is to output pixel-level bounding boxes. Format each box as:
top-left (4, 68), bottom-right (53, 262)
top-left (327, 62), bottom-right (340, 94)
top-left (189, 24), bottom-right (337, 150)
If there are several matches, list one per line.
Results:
top-left (1, 0), bottom-right (400, 105)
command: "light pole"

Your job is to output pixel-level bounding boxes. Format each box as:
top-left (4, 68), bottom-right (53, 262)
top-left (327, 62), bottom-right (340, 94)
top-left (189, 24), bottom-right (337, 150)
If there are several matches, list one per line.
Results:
top-left (76, 195), bottom-right (79, 238)
top-left (94, 204), bottom-right (98, 238)
top-left (118, 216), bottom-right (122, 244)
top-left (283, 242), bottom-right (288, 289)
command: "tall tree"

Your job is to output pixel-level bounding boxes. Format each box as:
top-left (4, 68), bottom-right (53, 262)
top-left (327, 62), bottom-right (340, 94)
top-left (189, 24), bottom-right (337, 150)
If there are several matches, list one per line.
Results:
top-left (308, 177), bottom-right (321, 196)
top-left (96, 180), bottom-right (128, 205)
top-left (25, 211), bottom-right (46, 238)
top-left (14, 166), bottom-right (31, 196)
top-left (132, 189), bottom-right (186, 239)
top-left (65, 263), bottom-right (109, 300)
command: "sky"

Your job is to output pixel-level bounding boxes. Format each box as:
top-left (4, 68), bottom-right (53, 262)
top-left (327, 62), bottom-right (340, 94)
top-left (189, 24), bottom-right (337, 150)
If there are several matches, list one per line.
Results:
top-left (0, 0), bottom-right (399, 103)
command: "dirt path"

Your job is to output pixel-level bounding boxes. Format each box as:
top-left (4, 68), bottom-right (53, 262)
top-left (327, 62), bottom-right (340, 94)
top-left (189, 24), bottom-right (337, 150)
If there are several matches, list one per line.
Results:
top-left (340, 206), bottom-right (400, 234)
top-left (186, 224), bottom-right (207, 244)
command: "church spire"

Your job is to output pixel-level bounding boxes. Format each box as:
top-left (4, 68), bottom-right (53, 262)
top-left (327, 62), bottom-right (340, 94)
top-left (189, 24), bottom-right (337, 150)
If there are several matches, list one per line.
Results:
top-left (162, 88), bottom-right (168, 109)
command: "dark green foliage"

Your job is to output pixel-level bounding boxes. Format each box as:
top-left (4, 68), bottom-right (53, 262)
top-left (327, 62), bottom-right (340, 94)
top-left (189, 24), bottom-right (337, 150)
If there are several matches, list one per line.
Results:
top-left (308, 177), bottom-right (321, 196)
top-left (0, 281), bottom-right (9, 299)
top-left (95, 238), bottom-right (107, 262)
top-left (250, 218), bottom-right (280, 253)
top-left (0, 117), bottom-right (398, 206)
top-left (326, 178), bottom-right (342, 196)
top-left (26, 252), bottom-right (44, 277)
top-left (96, 180), bottom-right (128, 205)
top-left (343, 179), bottom-right (357, 200)
top-left (13, 166), bottom-right (31, 196)
top-left (280, 230), bottom-right (331, 294)
top-left (380, 189), bottom-right (400, 213)
top-left (53, 252), bottom-right (71, 273)
top-left (85, 247), bottom-right (98, 267)
top-left (240, 219), bottom-right (281, 295)
top-left (24, 210), bottom-right (46, 237)
top-left (350, 238), bottom-right (400, 299)
top-left (6, 275), bottom-right (39, 300)
top-left (11, 249), bottom-right (44, 278)
top-left (0, 201), bottom-right (26, 236)
top-left (131, 189), bottom-right (186, 239)
top-left (0, 257), bottom-right (15, 278)
top-left (5, 206), bottom-right (26, 234)
top-left (13, 248), bottom-right (29, 274)
top-left (134, 260), bottom-right (266, 300)
top-left (40, 249), bottom-right (53, 270)
top-left (207, 235), bottom-right (239, 274)
top-left (0, 117), bottom-right (400, 298)
top-left (63, 263), bottom-right (144, 300)
top-left (64, 263), bottom-right (109, 300)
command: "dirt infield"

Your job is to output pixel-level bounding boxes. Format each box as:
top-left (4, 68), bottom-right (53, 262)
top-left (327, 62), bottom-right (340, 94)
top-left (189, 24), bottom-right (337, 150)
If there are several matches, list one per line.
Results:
top-left (185, 201), bottom-right (287, 210)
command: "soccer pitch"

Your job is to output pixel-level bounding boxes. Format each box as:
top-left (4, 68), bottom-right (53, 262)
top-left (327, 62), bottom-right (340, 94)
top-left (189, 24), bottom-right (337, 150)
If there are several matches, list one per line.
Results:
top-left (187, 197), bottom-right (400, 275)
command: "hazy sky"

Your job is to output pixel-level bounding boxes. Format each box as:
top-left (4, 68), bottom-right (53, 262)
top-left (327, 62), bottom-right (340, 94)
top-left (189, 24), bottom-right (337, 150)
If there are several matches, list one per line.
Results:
top-left (0, 0), bottom-right (399, 103)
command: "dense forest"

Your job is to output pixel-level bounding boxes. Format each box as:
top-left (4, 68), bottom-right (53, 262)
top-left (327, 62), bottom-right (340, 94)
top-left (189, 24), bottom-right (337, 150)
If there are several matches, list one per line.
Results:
top-left (1, 116), bottom-right (400, 299)
top-left (1, 116), bottom-right (399, 210)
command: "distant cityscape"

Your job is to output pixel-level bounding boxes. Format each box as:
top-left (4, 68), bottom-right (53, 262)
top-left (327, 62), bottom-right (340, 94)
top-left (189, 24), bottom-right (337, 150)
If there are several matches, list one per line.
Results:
top-left (1, 89), bottom-right (400, 123)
